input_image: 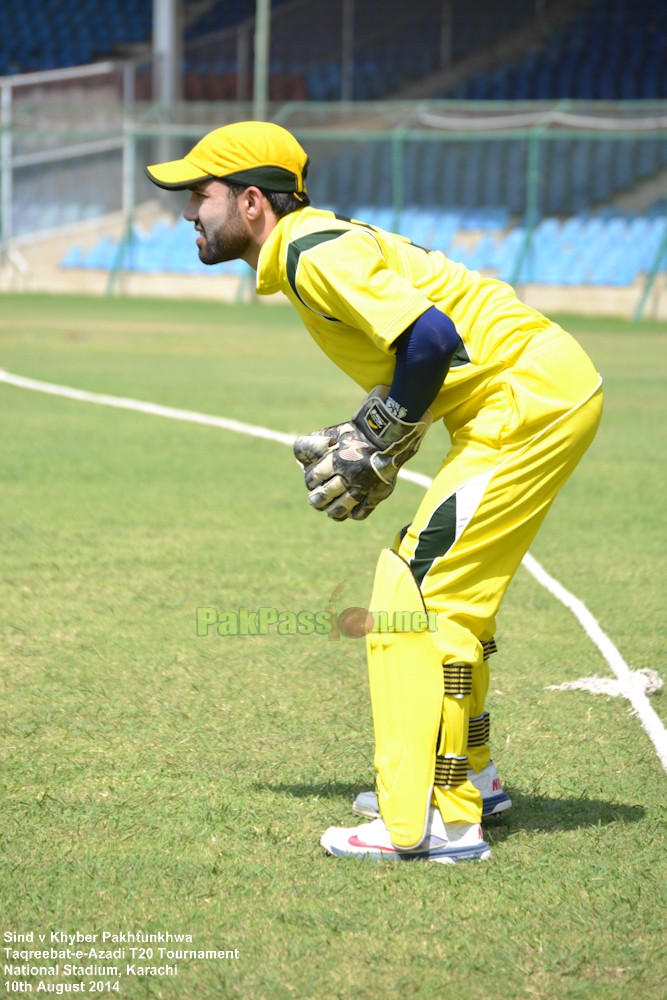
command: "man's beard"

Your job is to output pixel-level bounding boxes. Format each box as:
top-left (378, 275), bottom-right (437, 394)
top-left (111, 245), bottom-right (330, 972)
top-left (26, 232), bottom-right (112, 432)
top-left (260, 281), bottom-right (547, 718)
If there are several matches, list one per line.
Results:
top-left (197, 211), bottom-right (250, 265)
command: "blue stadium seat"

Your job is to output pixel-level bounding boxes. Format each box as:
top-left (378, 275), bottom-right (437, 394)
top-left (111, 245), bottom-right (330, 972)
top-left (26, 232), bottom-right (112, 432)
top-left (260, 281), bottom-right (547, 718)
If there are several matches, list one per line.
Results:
top-left (368, 207), bottom-right (396, 230)
top-left (399, 207), bottom-right (438, 248)
top-left (125, 238), bottom-right (164, 274)
top-left (83, 236), bottom-right (118, 270)
top-left (490, 228), bottom-right (525, 278)
top-left (465, 234), bottom-right (496, 270)
top-left (431, 212), bottom-right (461, 252)
top-left (60, 245), bottom-right (86, 268)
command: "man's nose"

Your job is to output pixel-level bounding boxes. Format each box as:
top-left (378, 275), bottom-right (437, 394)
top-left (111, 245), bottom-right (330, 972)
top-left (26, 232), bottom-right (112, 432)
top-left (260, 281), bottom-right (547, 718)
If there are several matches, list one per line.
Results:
top-left (183, 196), bottom-right (197, 222)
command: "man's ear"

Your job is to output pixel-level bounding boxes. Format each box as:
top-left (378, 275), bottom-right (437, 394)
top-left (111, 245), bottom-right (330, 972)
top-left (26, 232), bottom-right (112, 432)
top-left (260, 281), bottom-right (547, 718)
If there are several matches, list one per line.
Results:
top-left (241, 185), bottom-right (265, 220)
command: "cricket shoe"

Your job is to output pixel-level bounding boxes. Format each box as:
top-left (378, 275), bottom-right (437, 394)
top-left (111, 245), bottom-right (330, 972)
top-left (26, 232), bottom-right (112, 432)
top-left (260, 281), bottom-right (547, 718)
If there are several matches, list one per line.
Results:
top-left (352, 761), bottom-right (512, 820)
top-left (320, 809), bottom-right (491, 864)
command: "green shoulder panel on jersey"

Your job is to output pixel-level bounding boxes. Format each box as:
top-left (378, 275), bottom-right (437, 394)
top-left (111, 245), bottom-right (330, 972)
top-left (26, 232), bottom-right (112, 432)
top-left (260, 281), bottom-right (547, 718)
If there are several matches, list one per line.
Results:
top-left (286, 229), bottom-right (352, 318)
top-left (286, 225), bottom-right (472, 366)
top-left (450, 337), bottom-right (471, 368)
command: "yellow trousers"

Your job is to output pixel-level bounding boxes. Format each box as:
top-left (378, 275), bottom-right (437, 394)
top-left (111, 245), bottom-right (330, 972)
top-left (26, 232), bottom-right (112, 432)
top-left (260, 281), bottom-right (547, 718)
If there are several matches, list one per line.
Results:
top-left (377, 324), bottom-right (603, 830)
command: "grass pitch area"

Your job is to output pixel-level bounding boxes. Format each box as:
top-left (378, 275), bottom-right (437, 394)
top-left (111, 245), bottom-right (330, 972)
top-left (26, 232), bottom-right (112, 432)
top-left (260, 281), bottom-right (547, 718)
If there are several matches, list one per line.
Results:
top-left (1, 293), bottom-right (665, 1000)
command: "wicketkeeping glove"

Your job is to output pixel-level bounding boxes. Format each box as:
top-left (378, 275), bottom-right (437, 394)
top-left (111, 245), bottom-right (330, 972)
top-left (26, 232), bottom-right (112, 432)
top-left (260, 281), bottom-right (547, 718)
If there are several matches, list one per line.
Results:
top-left (293, 386), bottom-right (432, 521)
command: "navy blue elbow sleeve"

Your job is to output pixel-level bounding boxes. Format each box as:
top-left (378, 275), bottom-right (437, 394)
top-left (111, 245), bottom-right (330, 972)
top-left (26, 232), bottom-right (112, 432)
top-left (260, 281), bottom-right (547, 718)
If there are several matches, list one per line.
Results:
top-left (387, 307), bottom-right (459, 422)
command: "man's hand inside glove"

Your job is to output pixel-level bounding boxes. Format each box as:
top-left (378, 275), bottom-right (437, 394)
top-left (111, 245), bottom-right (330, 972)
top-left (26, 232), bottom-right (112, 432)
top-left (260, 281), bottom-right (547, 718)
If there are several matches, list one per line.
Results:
top-left (293, 386), bottom-right (432, 521)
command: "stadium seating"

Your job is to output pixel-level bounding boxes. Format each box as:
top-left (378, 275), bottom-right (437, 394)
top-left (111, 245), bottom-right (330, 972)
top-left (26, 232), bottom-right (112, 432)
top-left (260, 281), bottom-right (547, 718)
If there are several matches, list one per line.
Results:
top-left (10, 0), bottom-right (665, 293)
top-left (61, 204), bottom-right (667, 289)
top-left (62, 218), bottom-right (252, 279)
top-left (184, 0), bottom-right (258, 39)
top-left (441, 207), bottom-right (667, 286)
top-left (440, 0), bottom-right (667, 101)
top-left (0, 0), bottom-right (156, 75)
top-left (306, 130), bottom-right (666, 222)
top-left (4, 0), bottom-right (666, 108)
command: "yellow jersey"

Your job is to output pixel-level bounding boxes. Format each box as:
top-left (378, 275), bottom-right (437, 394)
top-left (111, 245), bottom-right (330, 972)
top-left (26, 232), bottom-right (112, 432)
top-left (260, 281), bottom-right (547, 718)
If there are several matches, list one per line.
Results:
top-left (255, 207), bottom-right (570, 424)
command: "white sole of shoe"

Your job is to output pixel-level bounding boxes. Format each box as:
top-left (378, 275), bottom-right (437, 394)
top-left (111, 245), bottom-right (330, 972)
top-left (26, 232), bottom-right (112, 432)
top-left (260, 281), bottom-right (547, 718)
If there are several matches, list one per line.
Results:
top-left (320, 831), bottom-right (492, 864)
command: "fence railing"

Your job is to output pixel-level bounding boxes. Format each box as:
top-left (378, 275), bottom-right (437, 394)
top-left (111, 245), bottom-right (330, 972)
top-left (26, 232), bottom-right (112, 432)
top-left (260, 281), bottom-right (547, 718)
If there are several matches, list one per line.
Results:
top-left (1, 83), bottom-right (666, 315)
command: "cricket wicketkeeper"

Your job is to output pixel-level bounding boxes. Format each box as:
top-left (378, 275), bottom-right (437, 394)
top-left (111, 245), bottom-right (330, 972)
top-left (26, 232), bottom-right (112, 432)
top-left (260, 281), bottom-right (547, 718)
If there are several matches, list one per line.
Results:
top-left (146, 121), bottom-right (603, 863)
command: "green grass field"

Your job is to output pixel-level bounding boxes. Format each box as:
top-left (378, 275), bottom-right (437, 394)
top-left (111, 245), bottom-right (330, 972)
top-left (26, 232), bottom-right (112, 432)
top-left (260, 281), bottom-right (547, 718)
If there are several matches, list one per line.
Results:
top-left (1, 293), bottom-right (665, 1000)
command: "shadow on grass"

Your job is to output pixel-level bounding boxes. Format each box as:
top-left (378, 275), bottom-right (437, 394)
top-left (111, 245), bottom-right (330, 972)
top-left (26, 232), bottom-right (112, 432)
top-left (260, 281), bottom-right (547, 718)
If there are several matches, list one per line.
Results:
top-left (483, 789), bottom-right (645, 841)
top-left (260, 781), bottom-right (645, 837)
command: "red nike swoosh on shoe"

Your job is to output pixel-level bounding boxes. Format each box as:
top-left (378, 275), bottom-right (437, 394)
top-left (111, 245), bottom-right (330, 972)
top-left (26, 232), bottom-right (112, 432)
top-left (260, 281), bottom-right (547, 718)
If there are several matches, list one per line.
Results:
top-left (347, 835), bottom-right (399, 851)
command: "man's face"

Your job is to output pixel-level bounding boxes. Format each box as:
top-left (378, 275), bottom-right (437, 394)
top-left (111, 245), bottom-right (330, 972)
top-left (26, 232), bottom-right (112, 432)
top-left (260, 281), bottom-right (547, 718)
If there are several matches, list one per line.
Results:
top-left (183, 180), bottom-right (251, 264)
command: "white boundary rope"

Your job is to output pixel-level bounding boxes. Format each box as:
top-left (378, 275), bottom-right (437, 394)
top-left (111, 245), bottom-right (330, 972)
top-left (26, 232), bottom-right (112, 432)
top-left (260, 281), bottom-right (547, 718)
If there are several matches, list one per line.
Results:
top-left (2, 367), bottom-right (665, 771)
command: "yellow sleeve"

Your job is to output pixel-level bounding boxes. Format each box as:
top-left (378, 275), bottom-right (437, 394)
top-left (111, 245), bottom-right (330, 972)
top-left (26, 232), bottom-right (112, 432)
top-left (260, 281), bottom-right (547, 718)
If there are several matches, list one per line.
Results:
top-left (289, 228), bottom-right (432, 352)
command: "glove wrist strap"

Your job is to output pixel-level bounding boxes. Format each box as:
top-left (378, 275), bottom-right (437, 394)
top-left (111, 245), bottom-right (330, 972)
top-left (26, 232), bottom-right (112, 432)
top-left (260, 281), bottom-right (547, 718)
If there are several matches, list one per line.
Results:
top-left (354, 385), bottom-right (431, 448)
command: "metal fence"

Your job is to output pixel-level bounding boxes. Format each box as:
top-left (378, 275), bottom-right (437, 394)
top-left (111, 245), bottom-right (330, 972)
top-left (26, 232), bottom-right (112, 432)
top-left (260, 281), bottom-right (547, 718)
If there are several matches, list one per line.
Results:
top-left (1, 67), bottom-right (666, 313)
top-left (0, 62), bottom-right (133, 241)
top-left (134, 101), bottom-right (667, 311)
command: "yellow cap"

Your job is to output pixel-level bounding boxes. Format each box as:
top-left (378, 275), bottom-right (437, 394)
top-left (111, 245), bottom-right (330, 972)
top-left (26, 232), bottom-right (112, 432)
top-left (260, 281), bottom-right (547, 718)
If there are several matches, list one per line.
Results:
top-left (145, 120), bottom-right (309, 193)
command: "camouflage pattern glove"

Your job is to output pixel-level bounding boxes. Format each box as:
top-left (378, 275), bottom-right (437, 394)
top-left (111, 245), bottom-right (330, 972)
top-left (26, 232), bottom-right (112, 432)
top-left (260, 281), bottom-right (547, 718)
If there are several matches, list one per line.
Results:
top-left (293, 386), bottom-right (432, 521)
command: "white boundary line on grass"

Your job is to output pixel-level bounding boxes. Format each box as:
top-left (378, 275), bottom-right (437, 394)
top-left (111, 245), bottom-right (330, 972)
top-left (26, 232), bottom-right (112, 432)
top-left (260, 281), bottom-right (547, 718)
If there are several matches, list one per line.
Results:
top-left (2, 367), bottom-right (666, 772)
